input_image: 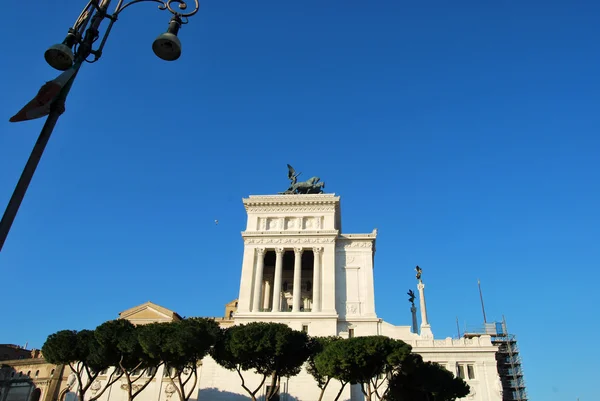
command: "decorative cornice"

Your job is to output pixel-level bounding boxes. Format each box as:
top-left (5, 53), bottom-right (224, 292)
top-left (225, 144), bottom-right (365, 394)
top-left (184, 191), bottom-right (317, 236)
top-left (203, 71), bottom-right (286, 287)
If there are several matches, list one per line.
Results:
top-left (242, 230), bottom-right (339, 237)
top-left (247, 205), bottom-right (336, 213)
top-left (243, 194), bottom-right (340, 213)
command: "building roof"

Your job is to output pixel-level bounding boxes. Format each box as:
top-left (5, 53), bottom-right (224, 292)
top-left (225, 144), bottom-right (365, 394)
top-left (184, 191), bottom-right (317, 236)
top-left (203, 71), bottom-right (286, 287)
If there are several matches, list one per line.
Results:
top-left (118, 301), bottom-right (182, 325)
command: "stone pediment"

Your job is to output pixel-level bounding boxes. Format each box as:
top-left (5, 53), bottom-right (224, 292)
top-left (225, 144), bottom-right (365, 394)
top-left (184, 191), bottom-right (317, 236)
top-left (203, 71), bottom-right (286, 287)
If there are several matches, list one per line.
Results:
top-left (118, 301), bottom-right (182, 325)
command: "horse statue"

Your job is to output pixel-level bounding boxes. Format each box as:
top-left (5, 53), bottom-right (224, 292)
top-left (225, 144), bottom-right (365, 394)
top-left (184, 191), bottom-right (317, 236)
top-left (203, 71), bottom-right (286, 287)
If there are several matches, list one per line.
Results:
top-left (280, 165), bottom-right (326, 194)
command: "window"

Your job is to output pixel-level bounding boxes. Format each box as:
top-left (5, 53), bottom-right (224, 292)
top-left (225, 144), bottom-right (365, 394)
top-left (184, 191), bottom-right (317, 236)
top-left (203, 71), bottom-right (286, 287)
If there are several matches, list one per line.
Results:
top-left (35, 370), bottom-right (39, 378)
top-left (27, 371), bottom-right (31, 377)
top-left (50, 369), bottom-right (55, 376)
top-left (99, 369), bottom-right (108, 375)
top-left (18, 372), bottom-right (22, 377)
top-left (229, 311), bottom-right (234, 319)
top-left (457, 365), bottom-right (465, 379)
top-left (348, 329), bottom-right (354, 338)
top-left (467, 364), bottom-right (475, 380)
top-left (302, 325), bottom-right (308, 333)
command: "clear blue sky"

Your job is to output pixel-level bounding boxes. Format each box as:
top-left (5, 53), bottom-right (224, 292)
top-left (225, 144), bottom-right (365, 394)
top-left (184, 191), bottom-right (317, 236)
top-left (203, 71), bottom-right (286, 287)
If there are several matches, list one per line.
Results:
top-left (1, 1), bottom-right (598, 399)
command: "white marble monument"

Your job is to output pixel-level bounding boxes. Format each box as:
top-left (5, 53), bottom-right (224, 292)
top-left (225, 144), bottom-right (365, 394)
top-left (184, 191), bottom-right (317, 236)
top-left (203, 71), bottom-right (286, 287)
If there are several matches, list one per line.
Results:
top-left (76, 192), bottom-right (503, 401)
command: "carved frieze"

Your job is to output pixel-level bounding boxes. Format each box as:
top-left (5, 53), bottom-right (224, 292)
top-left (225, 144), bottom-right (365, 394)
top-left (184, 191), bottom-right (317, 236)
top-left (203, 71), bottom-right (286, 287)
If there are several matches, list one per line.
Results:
top-left (336, 241), bottom-right (373, 249)
top-left (165, 383), bottom-right (176, 398)
top-left (244, 237), bottom-right (335, 245)
top-left (90, 380), bottom-right (102, 394)
top-left (120, 383), bottom-right (143, 392)
top-left (345, 302), bottom-right (360, 315)
top-left (247, 205), bottom-right (336, 213)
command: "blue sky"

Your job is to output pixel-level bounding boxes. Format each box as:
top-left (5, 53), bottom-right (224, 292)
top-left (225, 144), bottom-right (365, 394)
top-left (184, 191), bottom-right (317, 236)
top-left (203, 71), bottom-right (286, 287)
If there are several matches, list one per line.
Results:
top-left (1, 0), bottom-right (598, 399)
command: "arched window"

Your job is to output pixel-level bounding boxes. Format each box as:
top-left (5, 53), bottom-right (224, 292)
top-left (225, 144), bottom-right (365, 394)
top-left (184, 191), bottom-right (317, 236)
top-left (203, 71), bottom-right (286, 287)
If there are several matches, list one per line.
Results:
top-left (18, 372), bottom-right (22, 377)
top-left (27, 371), bottom-right (31, 377)
top-left (35, 370), bottom-right (40, 378)
top-left (229, 311), bottom-right (234, 319)
top-left (235, 302), bottom-right (238, 307)
top-left (50, 369), bottom-right (55, 376)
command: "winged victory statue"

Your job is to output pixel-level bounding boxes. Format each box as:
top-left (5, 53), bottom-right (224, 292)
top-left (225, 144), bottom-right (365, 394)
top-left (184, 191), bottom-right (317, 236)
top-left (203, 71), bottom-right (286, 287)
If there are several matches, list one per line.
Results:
top-left (280, 164), bottom-right (325, 194)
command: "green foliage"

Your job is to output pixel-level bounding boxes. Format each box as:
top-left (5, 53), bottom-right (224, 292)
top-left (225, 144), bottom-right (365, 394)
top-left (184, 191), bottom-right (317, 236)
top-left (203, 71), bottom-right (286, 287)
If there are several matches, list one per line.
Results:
top-left (159, 318), bottom-right (220, 371)
top-left (94, 319), bottom-right (159, 371)
top-left (42, 329), bottom-right (115, 401)
top-left (306, 336), bottom-right (341, 389)
top-left (138, 318), bottom-right (220, 401)
top-left (212, 322), bottom-right (310, 377)
top-left (387, 355), bottom-right (470, 401)
top-left (212, 322), bottom-right (311, 400)
top-left (314, 336), bottom-right (411, 385)
top-left (42, 329), bottom-right (106, 372)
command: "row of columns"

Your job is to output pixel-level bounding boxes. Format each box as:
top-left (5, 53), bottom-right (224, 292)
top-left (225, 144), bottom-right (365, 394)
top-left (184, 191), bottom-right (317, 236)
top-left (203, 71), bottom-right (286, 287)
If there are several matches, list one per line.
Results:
top-left (252, 247), bottom-right (322, 313)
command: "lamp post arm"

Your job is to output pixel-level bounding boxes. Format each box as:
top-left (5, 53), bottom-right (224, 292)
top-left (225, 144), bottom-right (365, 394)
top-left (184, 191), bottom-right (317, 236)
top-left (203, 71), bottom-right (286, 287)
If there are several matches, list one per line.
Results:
top-left (0, 71), bottom-right (79, 253)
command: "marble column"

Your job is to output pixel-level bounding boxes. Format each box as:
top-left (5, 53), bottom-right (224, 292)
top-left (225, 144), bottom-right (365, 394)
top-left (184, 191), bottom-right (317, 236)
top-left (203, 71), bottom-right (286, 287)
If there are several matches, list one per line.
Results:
top-left (417, 281), bottom-right (430, 326)
top-left (252, 248), bottom-right (266, 312)
top-left (271, 247), bottom-right (284, 312)
top-left (292, 247), bottom-right (303, 312)
top-left (263, 280), bottom-right (271, 311)
top-left (312, 247), bottom-right (322, 312)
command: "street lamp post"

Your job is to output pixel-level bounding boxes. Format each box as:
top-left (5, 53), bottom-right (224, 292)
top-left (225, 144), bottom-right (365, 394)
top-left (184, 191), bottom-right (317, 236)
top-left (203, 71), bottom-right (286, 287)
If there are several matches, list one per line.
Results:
top-left (0, 0), bottom-right (200, 252)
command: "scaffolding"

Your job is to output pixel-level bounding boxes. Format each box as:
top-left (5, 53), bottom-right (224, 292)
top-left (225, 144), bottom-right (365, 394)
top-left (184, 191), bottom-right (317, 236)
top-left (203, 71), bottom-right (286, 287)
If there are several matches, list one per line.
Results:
top-left (463, 317), bottom-right (528, 401)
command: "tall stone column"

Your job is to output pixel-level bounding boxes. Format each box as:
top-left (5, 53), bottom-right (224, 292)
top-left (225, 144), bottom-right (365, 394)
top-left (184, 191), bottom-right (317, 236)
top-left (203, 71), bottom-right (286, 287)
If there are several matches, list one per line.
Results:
top-left (417, 280), bottom-right (433, 338)
top-left (263, 280), bottom-right (271, 311)
top-left (312, 247), bottom-right (322, 312)
top-left (417, 281), bottom-right (429, 326)
top-left (271, 247), bottom-right (284, 312)
top-left (292, 247), bottom-right (303, 312)
top-left (252, 248), bottom-right (266, 312)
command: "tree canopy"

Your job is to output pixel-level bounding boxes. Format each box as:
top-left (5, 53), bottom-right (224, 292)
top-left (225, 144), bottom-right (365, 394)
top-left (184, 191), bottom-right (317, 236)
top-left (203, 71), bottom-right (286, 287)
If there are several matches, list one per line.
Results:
top-left (386, 354), bottom-right (470, 401)
top-left (313, 336), bottom-right (412, 401)
top-left (42, 329), bottom-right (119, 401)
top-left (94, 319), bottom-right (162, 401)
top-left (306, 336), bottom-right (341, 401)
top-left (139, 318), bottom-right (220, 401)
top-left (211, 322), bottom-right (311, 401)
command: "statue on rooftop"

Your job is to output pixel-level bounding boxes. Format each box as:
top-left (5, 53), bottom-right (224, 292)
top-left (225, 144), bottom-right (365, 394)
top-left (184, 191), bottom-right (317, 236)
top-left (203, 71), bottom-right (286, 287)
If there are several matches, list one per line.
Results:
top-left (280, 164), bottom-right (325, 194)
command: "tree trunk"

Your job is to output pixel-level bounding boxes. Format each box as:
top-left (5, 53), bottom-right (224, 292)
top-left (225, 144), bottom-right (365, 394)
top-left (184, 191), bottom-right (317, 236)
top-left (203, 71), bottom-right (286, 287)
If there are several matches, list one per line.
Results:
top-left (333, 382), bottom-right (347, 401)
top-left (265, 372), bottom-right (278, 400)
top-left (317, 378), bottom-right (331, 401)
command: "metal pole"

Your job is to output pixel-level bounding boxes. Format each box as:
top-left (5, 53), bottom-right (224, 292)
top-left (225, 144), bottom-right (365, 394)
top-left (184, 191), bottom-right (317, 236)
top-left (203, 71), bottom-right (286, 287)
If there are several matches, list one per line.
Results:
top-left (0, 75), bottom-right (76, 252)
top-left (478, 279), bottom-right (487, 324)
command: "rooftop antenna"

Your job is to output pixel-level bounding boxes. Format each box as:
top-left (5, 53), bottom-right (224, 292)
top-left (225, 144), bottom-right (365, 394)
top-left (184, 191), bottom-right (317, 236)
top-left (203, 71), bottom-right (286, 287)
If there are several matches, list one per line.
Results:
top-left (478, 279), bottom-right (487, 324)
top-left (456, 317), bottom-right (461, 339)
